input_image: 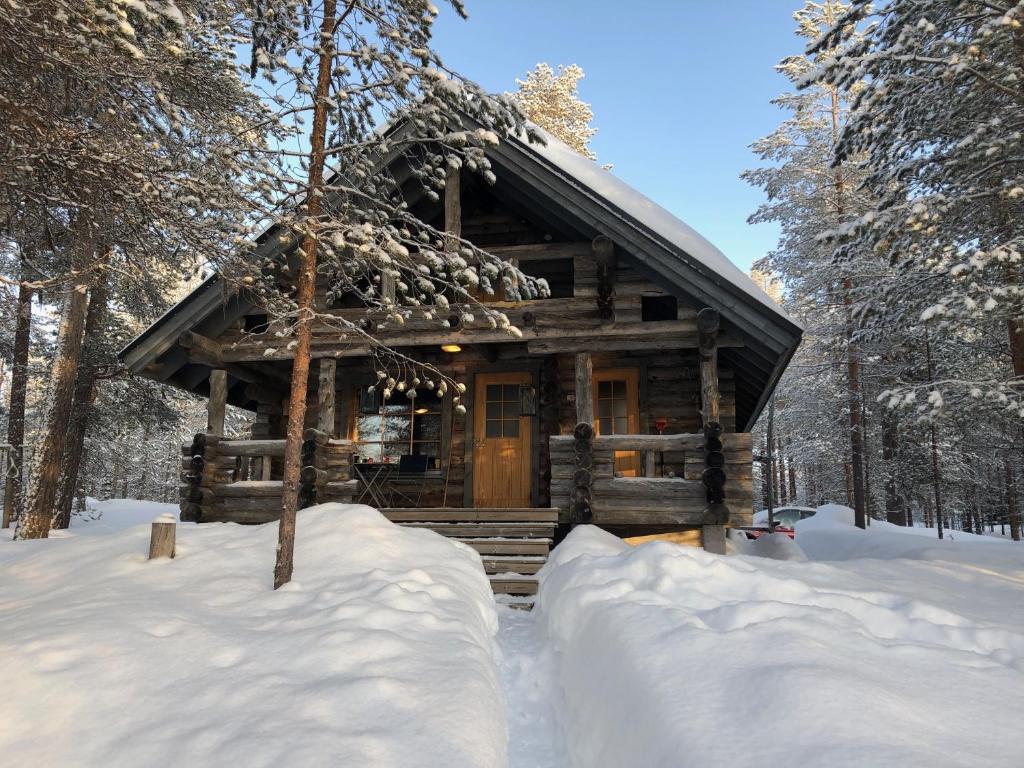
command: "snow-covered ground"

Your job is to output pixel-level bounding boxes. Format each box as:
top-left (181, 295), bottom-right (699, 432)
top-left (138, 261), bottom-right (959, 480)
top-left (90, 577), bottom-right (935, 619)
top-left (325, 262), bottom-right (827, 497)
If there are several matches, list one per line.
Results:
top-left (535, 505), bottom-right (1024, 768)
top-left (58, 497), bottom-right (186, 536)
top-left (4, 499), bottom-right (1023, 767)
top-left (0, 503), bottom-right (506, 767)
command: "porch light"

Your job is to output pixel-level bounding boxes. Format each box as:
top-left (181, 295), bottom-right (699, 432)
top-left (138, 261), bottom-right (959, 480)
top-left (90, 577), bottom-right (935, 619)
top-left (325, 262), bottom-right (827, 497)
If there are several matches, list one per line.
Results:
top-left (441, 344), bottom-right (462, 353)
top-left (415, 408), bottom-right (429, 415)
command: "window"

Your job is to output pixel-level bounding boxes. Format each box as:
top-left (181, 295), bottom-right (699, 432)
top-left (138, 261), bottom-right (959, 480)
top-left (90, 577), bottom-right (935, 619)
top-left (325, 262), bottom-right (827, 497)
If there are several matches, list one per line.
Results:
top-left (597, 379), bottom-right (630, 436)
top-left (641, 295), bottom-right (678, 322)
top-left (484, 384), bottom-right (521, 438)
top-left (355, 389), bottom-right (441, 462)
top-left (593, 369), bottom-right (641, 477)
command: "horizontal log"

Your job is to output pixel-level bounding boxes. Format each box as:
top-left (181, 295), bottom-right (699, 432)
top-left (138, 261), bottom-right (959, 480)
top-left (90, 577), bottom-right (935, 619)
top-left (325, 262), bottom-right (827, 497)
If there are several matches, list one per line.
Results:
top-left (527, 332), bottom-right (742, 355)
top-left (216, 439), bottom-right (288, 457)
top-left (213, 481), bottom-right (284, 498)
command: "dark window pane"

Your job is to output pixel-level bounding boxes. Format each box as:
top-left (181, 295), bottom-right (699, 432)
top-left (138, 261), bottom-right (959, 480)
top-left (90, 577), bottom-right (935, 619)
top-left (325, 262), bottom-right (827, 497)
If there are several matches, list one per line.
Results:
top-left (614, 416), bottom-right (629, 434)
top-left (503, 419), bottom-right (519, 438)
top-left (503, 384), bottom-right (520, 402)
top-left (504, 399), bottom-right (520, 419)
top-left (486, 384), bottom-right (501, 402)
top-left (597, 380), bottom-right (612, 398)
top-left (486, 420), bottom-right (502, 438)
top-left (414, 414), bottom-right (442, 443)
top-left (486, 402), bottom-right (502, 420)
top-left (599, 417), bottom-right (612, 435)
top-left (613, 400), bottom-right (627, 418)
top-left (598, 400), bottom-right (612, 418)
top-left (612, 380), bottom-right (625, 398)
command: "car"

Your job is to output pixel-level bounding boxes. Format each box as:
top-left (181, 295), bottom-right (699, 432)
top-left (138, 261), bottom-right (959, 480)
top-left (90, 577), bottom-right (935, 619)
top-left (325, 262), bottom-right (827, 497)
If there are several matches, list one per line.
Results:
top-left (738, 506), bottom-right (817, 540)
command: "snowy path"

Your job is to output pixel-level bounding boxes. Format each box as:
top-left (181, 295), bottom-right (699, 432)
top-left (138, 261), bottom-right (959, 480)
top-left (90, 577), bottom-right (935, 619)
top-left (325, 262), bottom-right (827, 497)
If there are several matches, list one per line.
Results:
top-left (495, 606), bottom-right (570, 768)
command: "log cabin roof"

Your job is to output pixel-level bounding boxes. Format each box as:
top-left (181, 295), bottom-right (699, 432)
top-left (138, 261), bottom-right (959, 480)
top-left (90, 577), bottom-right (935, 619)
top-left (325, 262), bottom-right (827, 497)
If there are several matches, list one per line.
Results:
top-left (119, 121), bottom-right (801, 431)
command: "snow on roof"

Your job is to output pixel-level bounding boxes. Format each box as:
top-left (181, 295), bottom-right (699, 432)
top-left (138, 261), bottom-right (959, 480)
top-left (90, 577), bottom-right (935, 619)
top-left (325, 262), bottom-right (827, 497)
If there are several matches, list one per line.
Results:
top-left (515, 124), bottom-right (792, 321)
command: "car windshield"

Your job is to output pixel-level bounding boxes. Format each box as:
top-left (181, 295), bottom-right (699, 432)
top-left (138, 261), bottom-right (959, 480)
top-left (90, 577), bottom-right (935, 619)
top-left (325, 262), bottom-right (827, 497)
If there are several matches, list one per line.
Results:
top-left (772, 510), bottom-right (801, 527)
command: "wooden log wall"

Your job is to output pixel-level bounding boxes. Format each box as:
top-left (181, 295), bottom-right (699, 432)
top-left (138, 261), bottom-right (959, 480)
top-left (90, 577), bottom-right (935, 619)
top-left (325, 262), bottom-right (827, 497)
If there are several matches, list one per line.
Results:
top-left (549, 432), bottom-right (753, 529)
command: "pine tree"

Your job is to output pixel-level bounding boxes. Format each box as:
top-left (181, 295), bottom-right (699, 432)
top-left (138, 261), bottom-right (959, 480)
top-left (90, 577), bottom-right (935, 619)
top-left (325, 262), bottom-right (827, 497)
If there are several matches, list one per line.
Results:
top-left (515, 63), bottom-right (598, 160)
top-left (744, 0), bottom-right (876, 528)
top-left (810, 0), bottom-right (1024, 413)
top-left (2, 1), bottom-right (274, 538)
top-left (243, 0), bottom-right (550, 587)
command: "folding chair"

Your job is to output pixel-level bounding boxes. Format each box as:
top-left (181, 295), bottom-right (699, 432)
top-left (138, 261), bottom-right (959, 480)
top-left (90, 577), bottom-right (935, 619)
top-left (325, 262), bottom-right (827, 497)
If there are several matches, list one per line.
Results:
top-left (387, 454), bottom-right (430, 508)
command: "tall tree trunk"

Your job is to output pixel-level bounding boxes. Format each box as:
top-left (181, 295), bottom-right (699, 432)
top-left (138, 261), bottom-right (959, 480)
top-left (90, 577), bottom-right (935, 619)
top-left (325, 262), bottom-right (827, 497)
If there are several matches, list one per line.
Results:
top-left (787, 451), bottom-right (797, 503)
top-left (53, 267), bottom-right (109, 529)
top-left (1007, 460), bottom-right (1021, 542)
top-left (18, 221), bottom-right (95, 539)
top-left (881, 406), bottom-right (904, 525)
top-left (274, 0), bottom-right (339, 589)
top-left (776, 436), bottom-right (788, 505)
top-left (843, 279), bottom-right (867, 529)
top-left (861, 402), bottom-right (874, 524)
top-left (2, 256), bottom-right (33, 529)
top-left (924, 330), bottom-right (944, 540)
top-left (761, 437), bottom-right (771, 510)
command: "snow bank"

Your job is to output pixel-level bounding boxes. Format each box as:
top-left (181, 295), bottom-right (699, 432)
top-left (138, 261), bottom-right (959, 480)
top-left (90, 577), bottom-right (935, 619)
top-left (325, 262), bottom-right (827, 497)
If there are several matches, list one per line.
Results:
top-left (796, 503), bottom-right (1020, 564)
top-left (59, 497), bottom-right (184, 536)
top-left (536, 525), bottom-right (1024, 768)
top-left (0, 504), bottom-right (506, 767)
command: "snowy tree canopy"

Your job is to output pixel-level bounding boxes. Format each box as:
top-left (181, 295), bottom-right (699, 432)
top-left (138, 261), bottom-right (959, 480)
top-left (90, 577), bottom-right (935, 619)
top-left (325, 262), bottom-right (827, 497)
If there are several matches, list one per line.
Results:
top-left (514, 63), bottom-right (598, 161)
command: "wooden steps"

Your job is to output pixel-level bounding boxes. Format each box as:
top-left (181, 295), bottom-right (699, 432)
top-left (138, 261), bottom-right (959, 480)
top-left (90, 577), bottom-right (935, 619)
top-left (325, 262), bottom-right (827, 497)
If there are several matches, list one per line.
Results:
top-left (381, 507), bottom-right (558, 595)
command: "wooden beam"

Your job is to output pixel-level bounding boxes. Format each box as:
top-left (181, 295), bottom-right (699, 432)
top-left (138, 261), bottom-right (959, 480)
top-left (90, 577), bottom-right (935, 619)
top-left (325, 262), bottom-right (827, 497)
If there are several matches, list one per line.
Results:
top-left (593, 236), bottom-right (616, 320)
top-left (207, 369), bottom-right (227, 436)
top-left (575, 351), bottom-right (593, 425)
top-left (179, 331), bottom-right (224, 366)
top-left (445, 165), bottom-right (461, 241)
top-left (219, 320), bottom-right (742, 362)
top-left (698, 308), bottom-right (721, 428)
top-left (317, 358), bottom-right (337, 436)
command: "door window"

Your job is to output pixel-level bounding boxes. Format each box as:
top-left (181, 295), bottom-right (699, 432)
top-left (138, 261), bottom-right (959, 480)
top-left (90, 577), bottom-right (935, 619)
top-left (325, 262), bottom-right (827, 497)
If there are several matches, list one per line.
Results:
top-left (485, 384), bottom-right (521, 438)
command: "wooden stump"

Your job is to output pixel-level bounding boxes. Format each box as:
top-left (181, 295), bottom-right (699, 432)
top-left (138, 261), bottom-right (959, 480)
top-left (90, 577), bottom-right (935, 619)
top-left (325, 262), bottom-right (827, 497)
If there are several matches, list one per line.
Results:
top-left (148, 514), bottom-right (177, 559)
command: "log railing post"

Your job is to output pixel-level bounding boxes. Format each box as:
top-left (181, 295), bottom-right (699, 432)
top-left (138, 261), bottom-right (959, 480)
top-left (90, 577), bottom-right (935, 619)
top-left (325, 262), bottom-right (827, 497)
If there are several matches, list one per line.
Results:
top-left (698, 308), bottom-right (727, 554)
top-left (179, 432), bottom-right (220, 522)
top-left (299, 428), bottom-right (329, 510)
top-left (570, 422), bottom-right (594, 526)
top-left (571, 351), bottom-right (595, 527)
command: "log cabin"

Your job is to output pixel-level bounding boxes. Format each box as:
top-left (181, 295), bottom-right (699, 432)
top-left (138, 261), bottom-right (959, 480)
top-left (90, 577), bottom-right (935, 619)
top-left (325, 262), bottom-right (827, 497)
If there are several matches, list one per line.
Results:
top-left (119, 121), bottom-right (801, 594)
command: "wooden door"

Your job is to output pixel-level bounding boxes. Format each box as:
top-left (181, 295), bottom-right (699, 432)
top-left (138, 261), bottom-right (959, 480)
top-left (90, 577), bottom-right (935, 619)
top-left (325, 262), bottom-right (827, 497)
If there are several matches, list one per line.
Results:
top-left (473, 372), bottom-right (532, 507)
top-left (593, 368), bottom-right (641, 477)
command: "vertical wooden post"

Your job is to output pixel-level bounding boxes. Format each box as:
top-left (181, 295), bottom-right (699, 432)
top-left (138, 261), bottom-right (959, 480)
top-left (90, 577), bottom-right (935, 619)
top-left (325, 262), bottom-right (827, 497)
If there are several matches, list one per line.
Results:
top-left (207, 369), bottom-right (228, 437)
top-left (698, 308), bottom-right (720, 427)
top-left (575, 352), bottom-right (593, 426)
top-left (445, 165), bottom-right (461, 241)
top-left (317, 358), bottom-right (337, 437)
top-left (593, 236), bottom-right (616, 320)
top-left (698, 308), bottom-right (726, 554)
top-left (261, 454), bottom-right (273, 481)
top-left (148, 514), bottom-right (176, 559)
top-left (570, 352), bottom-right (595, 527)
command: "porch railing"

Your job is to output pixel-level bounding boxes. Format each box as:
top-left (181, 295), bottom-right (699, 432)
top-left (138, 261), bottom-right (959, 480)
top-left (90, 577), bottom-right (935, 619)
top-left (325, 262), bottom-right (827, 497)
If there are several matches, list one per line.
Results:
top-left (179, 430), bottom-right (356, 523)
top-left (549, 432), bottom-right (753, 528)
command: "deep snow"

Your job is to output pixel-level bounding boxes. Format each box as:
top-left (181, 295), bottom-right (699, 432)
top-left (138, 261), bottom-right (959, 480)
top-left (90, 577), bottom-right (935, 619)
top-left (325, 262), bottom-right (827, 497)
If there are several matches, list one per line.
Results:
top-left (0, 503), bottom-right (506, 767)
top-left (535, 506), bottom-right (1024, 768)
top-left (4, 498), bottom-right (1023, 767)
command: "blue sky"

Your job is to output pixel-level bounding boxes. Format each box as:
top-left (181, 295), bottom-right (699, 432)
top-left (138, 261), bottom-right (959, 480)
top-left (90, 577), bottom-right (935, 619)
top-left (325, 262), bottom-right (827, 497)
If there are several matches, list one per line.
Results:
top-left (432, 1), bottom-right (801, 272)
